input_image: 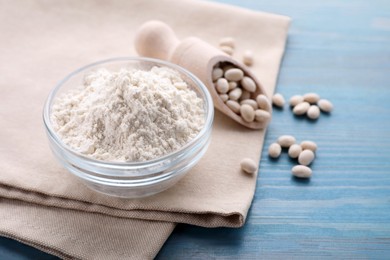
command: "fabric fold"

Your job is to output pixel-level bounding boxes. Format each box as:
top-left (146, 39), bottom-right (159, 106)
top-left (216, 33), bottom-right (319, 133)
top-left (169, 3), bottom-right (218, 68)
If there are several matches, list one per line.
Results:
top-left (0, 0), bottom-right (290, 258)
top-left (0, 183), bottom-right (245, 228)
top-left (0, 198), bottom-right (175, 260)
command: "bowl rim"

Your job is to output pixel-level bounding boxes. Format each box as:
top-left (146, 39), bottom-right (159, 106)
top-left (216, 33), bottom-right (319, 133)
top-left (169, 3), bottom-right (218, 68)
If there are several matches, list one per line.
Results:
top-left (43, 56), bottom-right (214, 168)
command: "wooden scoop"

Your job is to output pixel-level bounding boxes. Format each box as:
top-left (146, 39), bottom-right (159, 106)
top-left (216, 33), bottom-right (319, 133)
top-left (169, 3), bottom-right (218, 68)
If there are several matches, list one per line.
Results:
top-left (134, 20), bottom-right (271, 129)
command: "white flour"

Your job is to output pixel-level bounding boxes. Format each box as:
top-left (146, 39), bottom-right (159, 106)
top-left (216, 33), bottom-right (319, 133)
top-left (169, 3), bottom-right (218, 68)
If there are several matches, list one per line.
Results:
top-left (51, 66), bottom-right (205, 162)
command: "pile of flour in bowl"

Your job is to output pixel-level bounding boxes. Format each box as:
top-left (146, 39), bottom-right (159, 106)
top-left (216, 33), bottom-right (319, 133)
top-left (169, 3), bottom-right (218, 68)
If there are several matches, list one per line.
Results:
top-left (51, 66), bottom-right (205, 162)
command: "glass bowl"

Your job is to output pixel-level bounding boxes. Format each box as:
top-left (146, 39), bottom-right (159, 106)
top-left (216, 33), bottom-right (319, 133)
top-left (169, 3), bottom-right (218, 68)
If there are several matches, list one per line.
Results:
top-left (43, 57), bottom-right (214, 198)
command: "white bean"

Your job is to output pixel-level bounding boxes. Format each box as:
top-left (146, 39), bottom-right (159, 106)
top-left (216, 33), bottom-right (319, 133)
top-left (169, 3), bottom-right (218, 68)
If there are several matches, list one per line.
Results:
top-left (288, 144), bottom-right (302, 159)
top-left (220, 45), bottom-right (234, 56)
top-left (300, 141), bottom-right (317, 152)
top-left (256, 94), bottom-right (271, 111)
top-left (303, 93), bottom-right (320, 104)
top-left (240, 99), bottom-right (258, 110)
top-left (289, 95), bottom-right (304, 107)
top-left (243, 50), bottom-right (254, 66)
top-left (293, 102), bottom-right (310, 115)
top-left (226, 100), bottom-right (241, 114)
top-left (219, 94), bottom-right (229, 102)
top-left (292, 165), bottom-right (312, 178)
top-left (277, 135), bottom-right (296, 148)
top-left (225, 68), bottom-right (244, 81)
top-left (228, 87), bottom-right (242, 101)
top-left (212, 67), bottom-right (223, 81)
top-left (240, 90), bottom-right (251, 100)
top-left (307, 105), bottom-right (320, 120)
top-left (216, 78), bottom-right (229, 94)
top-left (272, 93), bottom-right (285, 107)
top-left (240, 158), bottom-right (257, 174)
top-left (228, 81), bottom-right (237, 90)
top-left (240, 104), bottom-right (255, 122)
top-left (298, 149), bottom-right (315, 166)
top-left (219, 37), bottom-right (235, 48)
top-left (241, 76), bottom-right (256, 93)
top-left (222, 65), bottom-right (235, 72)
top-left (318, 99), bottom-right (333, 112)
top-left (268, 143), bottom-right (282, 158)
top-left (254, 109), bottom-right (271, 123)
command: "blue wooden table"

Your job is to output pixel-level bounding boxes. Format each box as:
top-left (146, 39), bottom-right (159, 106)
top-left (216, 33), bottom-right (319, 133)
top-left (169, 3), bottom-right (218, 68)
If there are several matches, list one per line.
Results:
top-left (1, 0), bottom-right (390, 259)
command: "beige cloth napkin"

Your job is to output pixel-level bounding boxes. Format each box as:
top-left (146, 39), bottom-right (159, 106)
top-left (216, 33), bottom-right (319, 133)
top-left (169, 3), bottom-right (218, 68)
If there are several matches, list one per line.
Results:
top-left (0, 0), bottom-right (290, 259)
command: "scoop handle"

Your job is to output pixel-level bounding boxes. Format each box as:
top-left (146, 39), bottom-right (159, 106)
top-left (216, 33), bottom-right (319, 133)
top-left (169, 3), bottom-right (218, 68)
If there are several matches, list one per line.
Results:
top-left (134, 20), bottom-right (180, 60)
top-left (134, 20), bottom-right (229, 87)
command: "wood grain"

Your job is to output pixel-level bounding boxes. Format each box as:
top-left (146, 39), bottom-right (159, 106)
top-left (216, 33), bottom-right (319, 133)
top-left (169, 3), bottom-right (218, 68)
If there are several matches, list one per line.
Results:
top-left (156, 0), bottom-right (390, 258)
